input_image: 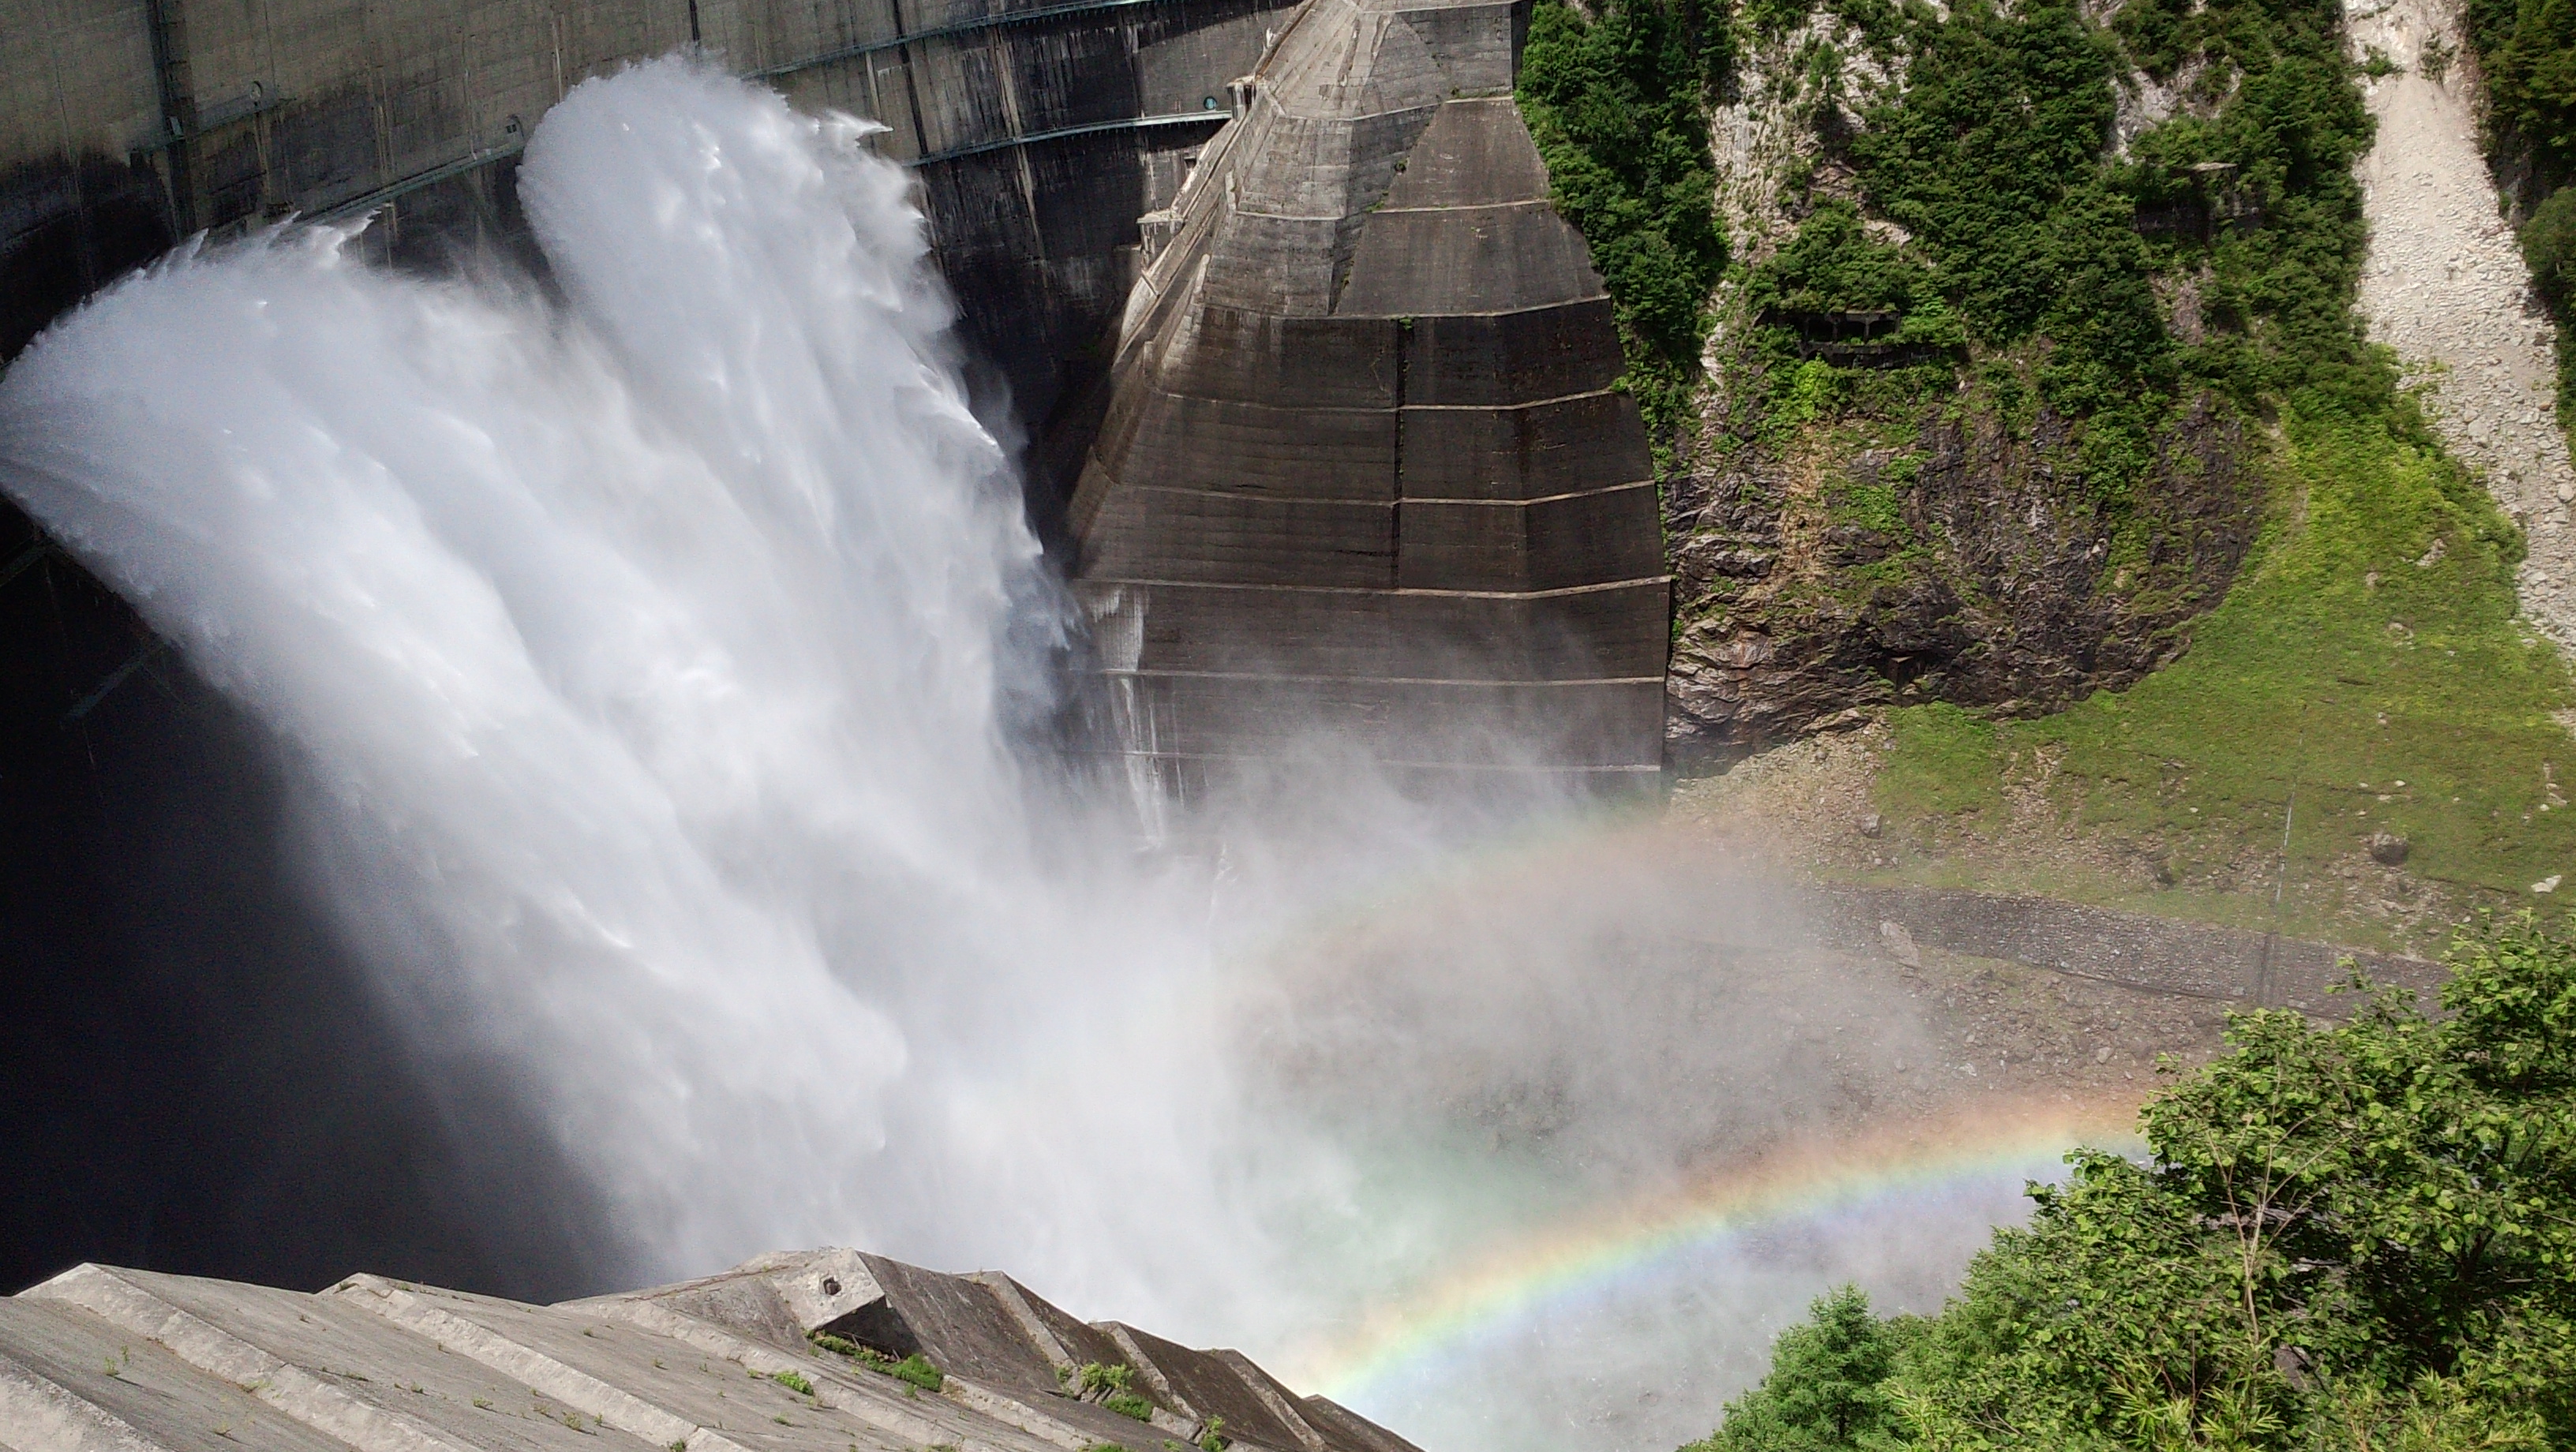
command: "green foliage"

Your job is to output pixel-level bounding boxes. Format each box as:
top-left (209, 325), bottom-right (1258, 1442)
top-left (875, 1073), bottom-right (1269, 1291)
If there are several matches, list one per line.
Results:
top-left (1693, 1287), bottom-right (1912, 1450)
top-left (2477, 0), bottom-right (2576, 179)
top-left (1200, 1415), bottom-right (1230, 1452)
top-left (1077, 1363), bottom-right (1136, 1396)
top-left (2524, 188), bottom-right (2576, 322)
top-left (1104, 1393), bottom-right (1158, 1424)
top-left (890, 1354), bottom-right (944, 1392)
top-left (1518, 0), bottom-right (1731, 451)
top-left (809, 1331), bottom-right (865, 1359)
top-left (2473, 0), bottom-right (2576, 440)
top-left (1749, 203), bottom-right (1932, 319)
top-left (1850, 0), bottom-right (2123, 350)
top-left (1692, 914), bottom-right (2576, 1450)
top-left (2522, 188), bottom-right (2576, 427)
top-left (1873, 703), bottom-right (2004, 821)
top-left (1724, 0), bottom-right (2376, 555)
top-left (773, 1370), bottom-right (814, 1395)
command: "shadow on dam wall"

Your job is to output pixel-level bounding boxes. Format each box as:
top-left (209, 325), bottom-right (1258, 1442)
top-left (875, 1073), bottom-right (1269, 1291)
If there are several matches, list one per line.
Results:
top-left (0, 0), bottom-right (1298, 1294)
top-left (0, 511), bottom-right (630, 1300)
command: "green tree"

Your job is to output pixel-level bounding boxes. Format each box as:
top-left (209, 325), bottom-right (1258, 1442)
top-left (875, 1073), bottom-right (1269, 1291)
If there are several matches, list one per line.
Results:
top-left (1689, 915), bottom-right (2576, 1451)
top-left (1518, 0), bottom-right (1730, 447)
top-left (1695, 1287), bottom-right (1909, 1450)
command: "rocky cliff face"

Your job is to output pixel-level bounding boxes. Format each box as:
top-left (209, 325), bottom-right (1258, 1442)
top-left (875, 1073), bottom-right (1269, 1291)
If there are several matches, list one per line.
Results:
top-left (1664, 395), bottom-right (2259, 762)
top-left (1651, 11), bottom-right (2270, 766)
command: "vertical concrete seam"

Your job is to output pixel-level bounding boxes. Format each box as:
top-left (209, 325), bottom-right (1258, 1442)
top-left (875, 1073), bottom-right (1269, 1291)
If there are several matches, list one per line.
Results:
top-left (964, 1275), bottom-right (1074, 1371)
top-left (1209, 1351), bottom-right (1331, 1452)
top-left (1096, 1324), bottom-right (1199, 1420)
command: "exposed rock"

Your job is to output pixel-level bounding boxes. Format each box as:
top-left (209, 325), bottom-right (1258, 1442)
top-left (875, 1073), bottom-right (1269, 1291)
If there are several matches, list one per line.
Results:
top-left (2349, 0), bottom-right (2576, 650)
top-left (1880, 918), bottom-right (1923, 967)
top-left (2370, 831), bottom-right (2411, 866)
top-left (1665, 397), bottom-right (2259, 761)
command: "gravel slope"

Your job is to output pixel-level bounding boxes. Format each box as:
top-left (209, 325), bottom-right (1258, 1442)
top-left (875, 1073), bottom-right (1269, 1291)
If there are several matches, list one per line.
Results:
top-left (2350, 0), bottom-right (2576, 644)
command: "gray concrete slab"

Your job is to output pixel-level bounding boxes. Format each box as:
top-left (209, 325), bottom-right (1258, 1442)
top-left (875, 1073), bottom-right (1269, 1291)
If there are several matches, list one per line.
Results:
top-left (4, 1252), bottom-right (1418, 1452)
top-left (0, 1297), bottom-right (355, 1452)
top-left (28, 1263), bottom-right (647, 1452)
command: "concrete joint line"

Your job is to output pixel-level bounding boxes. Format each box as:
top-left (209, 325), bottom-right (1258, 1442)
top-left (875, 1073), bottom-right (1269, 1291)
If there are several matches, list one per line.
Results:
top-left (24, 1266), bottom-right (467, 1452)
top-left (1099, 1327), bottom-right (1197, 1420)
top-left (1365, 200), bottom-right (1554, 217)
top-left (1395, 480), bottom-right (1659, 507)
top-left (1211, 1352), bottom-right (1329, 1452)
top-left (588, 1295), bottom-right (1016, 1452)
top-left (0, 1347), bottom-right (171, 1452)
top-left (964, 1275), bottom-right (1073, 1370)
top-left (938, 1375), bottom-right (1097, 1450)
top-left (329, 1277), bottom-right (743, 1452)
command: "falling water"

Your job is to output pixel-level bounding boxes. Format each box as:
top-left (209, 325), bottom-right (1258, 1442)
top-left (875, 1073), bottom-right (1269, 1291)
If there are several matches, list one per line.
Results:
top-left (0, 56), bottom-right (1264, 1297)
top-left (0, 55), bottom-right (2062, 1452)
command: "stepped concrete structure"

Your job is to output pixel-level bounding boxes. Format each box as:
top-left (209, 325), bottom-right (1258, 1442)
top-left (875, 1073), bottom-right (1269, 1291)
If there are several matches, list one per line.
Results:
top-left (0, 1248), bottom-right (1418, 1452)
top-left (1069, 0), bottom-right (1671, 795)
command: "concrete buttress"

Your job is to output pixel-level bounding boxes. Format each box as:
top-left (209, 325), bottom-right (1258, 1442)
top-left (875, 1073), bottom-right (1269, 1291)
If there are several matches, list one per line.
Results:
top-left (1071, 0), bottom-right (1672, 797)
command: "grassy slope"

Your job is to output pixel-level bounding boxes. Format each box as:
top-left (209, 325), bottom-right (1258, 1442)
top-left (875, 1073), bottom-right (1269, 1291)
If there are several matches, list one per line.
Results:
top-left (1874, 405), bottom-right (2576, 944)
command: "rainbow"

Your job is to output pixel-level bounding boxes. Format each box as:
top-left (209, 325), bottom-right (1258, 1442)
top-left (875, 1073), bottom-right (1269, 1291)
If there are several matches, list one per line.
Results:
top-left (1290, 1093), bottom-right (2149, 1403)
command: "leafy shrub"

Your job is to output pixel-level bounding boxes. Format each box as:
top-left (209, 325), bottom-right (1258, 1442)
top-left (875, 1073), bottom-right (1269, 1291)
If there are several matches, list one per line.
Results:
top-left (1519, 0), bottom-right (1732, 450)
top-left (890, 1354), bottom-right (945, 1393)
top-left (771, 1370), bottom-right (814, 1395)
top-left (2480, 0), bottom-right (2576, 179)
top-left (809, 1331), bottom-right (864, 1359)
top-left (1744, 202), bottom-right (1934, 321)
top-left (1104, 1393), bottom-right (1158, 1423)
top-left (2524, 182), bottom-right (2576, 312)
top-left (1690, 913), bottom-right (2576, 1450)
top-left (1691, 1287), bottom-right (1905, 1450)
top-left (1076, 1363), bottom-right (1136, 1396)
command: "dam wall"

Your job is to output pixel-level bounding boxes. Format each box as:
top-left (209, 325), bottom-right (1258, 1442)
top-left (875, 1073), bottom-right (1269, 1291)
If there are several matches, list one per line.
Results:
top-left (1069, 0), bottom-right (1672, 793)
top-left (0, 0), bottom-right (1298, 458)
top-left (3, 0), bottom-right (1676, 796)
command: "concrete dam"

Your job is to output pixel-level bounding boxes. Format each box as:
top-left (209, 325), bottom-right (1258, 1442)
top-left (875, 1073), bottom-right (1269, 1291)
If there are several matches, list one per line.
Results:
top-left (0, 1248), bottom-right (1425, 1452)
top-left (2, 0), bottom-right (1667, 788)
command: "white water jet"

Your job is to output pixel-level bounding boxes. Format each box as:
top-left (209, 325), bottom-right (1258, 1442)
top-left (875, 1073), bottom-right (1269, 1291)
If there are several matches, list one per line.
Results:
top-left (0, 55), bottom-right (2032, 1452)
top-left (0, 58), bottom-right (1279, 1311)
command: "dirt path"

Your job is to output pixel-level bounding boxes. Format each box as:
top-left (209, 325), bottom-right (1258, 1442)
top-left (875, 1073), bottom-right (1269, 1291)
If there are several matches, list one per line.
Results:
top-left (2349, 0), bottom-right (2576, 645)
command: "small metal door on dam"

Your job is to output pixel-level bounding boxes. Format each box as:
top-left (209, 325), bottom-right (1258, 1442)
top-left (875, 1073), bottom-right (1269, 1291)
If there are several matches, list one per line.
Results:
top-left (0, 0), bottom-right (1668, 788)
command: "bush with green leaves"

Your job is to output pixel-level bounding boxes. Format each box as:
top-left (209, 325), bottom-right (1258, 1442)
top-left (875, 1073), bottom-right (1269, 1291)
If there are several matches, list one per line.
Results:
top-left (1518, 0), bottom-right (1731, 451)
top-left (1076, 1362), bottom-right (1136, 1396)
top-left (889, 1353), bottom-right (945, 1393)
top-left (1713, 0), bottom-right (2378, 534)
top-left (1690, 913), bottom-right (2576, 1450)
